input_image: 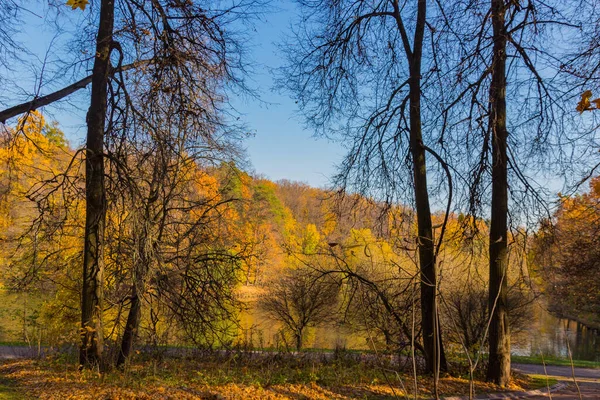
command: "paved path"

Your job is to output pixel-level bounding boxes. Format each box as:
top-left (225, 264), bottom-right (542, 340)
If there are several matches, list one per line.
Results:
top-left (513, 363), bottom-right (600, 381)
top-left (513, 363), bottom-right (600, 399)
top-left (0, 345), bottom-right (43, 359)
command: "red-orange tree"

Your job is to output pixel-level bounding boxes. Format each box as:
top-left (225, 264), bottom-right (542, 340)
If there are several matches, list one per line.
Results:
top-left (534, 178), bottom-right (600, 328)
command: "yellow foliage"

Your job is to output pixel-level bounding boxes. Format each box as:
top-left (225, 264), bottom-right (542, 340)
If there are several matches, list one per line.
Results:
top-left (576, 90), bottom-right (600, 113)
top-left (66, 0), bottom-right (88, 11)
top-left (302, 223), bottom-right (321, 254)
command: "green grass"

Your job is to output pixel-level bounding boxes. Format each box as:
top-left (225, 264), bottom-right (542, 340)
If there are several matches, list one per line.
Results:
top-left (527, 374), bottom-right (559, 389)
top-left (0, 342), bottom-right (28, 347)
top-left (512, 354), bottom-right (600, 369)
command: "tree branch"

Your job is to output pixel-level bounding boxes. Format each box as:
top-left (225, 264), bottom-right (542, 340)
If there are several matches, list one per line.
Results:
top-left (0, 60), bottom-right (149, 124)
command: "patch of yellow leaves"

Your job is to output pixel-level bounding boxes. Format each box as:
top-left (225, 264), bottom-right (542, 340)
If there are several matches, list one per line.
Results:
top-left (576, 90), bottom-right (600, 113)
top-left (66, 0), bottom-right (89, 11)
top-left (0, 359), bottom-right (535, 400)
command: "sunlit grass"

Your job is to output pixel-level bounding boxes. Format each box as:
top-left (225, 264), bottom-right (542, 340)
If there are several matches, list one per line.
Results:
top-left (527, 374), bottom-right (559, 389)
top-left (0, 352), bottom-right (545, 400)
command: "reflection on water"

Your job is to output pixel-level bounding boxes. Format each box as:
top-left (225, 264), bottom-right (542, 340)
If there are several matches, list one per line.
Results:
top-left (513, 304), bottom-right (600, 362)
top-left (243, 295), bottom-right (600, 360)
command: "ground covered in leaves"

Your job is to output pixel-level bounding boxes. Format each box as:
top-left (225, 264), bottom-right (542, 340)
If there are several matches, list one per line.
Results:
top-left (0, 352), bottom-right (541, 399)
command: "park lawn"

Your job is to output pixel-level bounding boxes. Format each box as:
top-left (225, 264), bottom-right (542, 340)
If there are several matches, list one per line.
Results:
top-left (527, 374), bottom-right (559, 389)
top-left (0, 354), bottom-right (544, 400)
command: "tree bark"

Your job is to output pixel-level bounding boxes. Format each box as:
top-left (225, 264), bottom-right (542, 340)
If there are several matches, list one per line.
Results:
top-left (116, 287), bottom-right (142, 368)
top-left (486, 0), bottom-right (511, 386)
top-left (80, 0), bottom-right (114, 369)
top-left (408, 0), bottom-right (448, 375)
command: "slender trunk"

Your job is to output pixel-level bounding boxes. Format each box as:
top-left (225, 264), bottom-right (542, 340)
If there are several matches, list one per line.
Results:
top-left (116, 287), bottom-right (142, 368)
top-left (408, 0), bottom-right (447, 375)
top-left (296, 328), bottom-right (303, 351)
top-left (486, 0), bottom-right (510, 386)
top-left (80, 0), bottom-right (114, 369)
top-left (116, 167), bottom-right (162, 367)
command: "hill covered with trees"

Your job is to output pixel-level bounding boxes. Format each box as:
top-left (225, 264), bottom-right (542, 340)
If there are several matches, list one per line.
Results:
top-left (0, 113), bottom-right (540, 361)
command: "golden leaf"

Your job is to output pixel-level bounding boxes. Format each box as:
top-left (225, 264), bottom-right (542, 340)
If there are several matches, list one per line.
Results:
top-left (66, 0), bottom-right (89, 11)
top-left (577, 90), bottom-right (593, 113)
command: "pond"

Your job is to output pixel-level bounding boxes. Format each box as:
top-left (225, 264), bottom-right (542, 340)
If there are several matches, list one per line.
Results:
top-left (513, 304), bottom-right (600, 362)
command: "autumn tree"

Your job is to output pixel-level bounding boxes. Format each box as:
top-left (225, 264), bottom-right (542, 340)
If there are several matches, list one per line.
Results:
top-left (534, 178), bottom-right (600, 328)
top-left (0, 112), bottom-right (83, 345)
top-left (423, 0), bottom-right (590, 385)
top-left (484, 0), bottom-right (511, 384)
top-left (75, 0), bottom-right (113, 369)
top-left (106, 114), bottom-right (250, 366)
top-left (334, 229), bottom-right (422, 355)
top-left (260, 267), bottom-right (339, 350)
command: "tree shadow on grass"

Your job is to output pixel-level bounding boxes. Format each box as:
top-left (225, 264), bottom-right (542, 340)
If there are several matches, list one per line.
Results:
top-left (0, 376), bottom-right (27, 400)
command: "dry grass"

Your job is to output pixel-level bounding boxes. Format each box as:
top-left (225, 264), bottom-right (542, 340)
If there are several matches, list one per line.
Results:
top-left (0, 353), bottom-right (539, 399)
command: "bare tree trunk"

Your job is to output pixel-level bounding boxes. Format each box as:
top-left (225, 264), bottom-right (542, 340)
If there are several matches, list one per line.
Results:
top-left (116, 287), bottom-right (142, 368)
top-left (116, 169), bottom-right (161, 367)
top-left (80, 0), bottom-right (114, 369)
top-left (408, 0), bottom-right (448, 375)
top-left (486, 0), bottom-right (510, 386)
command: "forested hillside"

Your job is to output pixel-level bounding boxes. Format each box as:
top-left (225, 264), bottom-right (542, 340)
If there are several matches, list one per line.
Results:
top-left (0, 113), bottom-right (538, 358)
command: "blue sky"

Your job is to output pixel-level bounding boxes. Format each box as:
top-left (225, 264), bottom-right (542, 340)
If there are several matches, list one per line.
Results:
top-left (1, 1), bottom-right (343, 188)
top-left (230, 1), bottom-right (344, 187)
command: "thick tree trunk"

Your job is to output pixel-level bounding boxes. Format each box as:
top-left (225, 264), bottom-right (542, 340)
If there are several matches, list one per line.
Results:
top-left (80, 0), bottom-right (114, 369)
top-left (408, 0), bottom-right (448, 375)
top-left (486, 0), bottom-right (511, 386)
top-left (116, 287), bottom-right (142, 368)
